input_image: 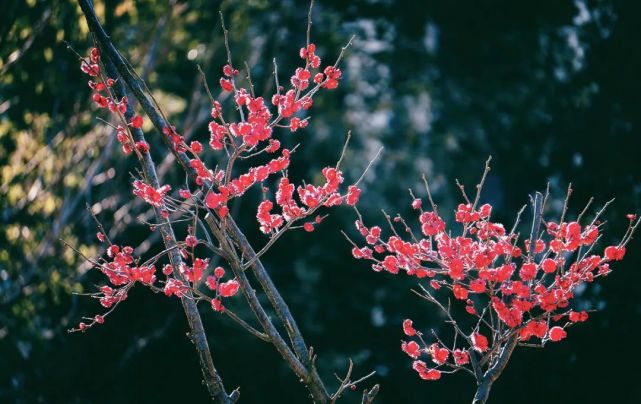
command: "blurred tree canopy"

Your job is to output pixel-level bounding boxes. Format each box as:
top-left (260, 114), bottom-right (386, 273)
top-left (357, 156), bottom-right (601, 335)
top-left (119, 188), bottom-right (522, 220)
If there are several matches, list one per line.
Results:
top-left (1, 0), bottom-right (641, 402)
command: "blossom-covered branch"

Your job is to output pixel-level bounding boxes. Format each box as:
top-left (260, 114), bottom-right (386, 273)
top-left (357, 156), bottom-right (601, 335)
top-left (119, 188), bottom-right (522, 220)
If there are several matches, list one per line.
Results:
top-left (72, 0), bottom-right (377, 402)
top-left (348, 161), bottom-right (639, 403)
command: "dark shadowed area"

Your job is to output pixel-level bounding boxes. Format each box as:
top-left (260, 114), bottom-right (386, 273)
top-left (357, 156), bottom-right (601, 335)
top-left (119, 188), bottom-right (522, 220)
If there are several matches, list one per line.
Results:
top-left (2, 0), bottom-right (641, 403)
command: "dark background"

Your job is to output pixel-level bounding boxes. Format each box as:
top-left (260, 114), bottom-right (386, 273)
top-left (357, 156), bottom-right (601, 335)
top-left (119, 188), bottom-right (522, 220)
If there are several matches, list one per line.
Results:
top-left (1, 0), bottom-right (641, 402)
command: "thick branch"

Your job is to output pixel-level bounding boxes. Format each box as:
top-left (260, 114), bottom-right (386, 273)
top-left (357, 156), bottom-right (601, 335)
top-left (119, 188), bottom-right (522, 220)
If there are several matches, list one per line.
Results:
top-left (224, 217), bottom-right (330, 401)
top-left (473, 194), bottom-right (543, 404)
top-left (203, 215), bottom-right (311, 381)
top-left (528, 192), bottom-right (544, 260)
top-left (472, 335), bottom-right (518, 404)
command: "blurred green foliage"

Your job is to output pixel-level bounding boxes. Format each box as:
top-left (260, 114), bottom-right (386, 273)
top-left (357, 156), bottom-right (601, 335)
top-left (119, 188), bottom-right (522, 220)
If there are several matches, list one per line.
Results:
top-left (2, 0), bottom-right (641, 402)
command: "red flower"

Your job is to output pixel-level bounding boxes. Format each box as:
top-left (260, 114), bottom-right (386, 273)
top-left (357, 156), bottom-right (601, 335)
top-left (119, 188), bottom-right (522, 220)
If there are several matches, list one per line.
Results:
top-left (413, 359), bottom-right (441, 380)
top-left (92, 94), bottom-right (108, 108)
top-left (604, 246), bottom-right (626, 261)
top-left (402, 319), bottom-right (416, 336)
top-left (469, 279), bottom-right (486, 293)
top-left (214, 267), bottom-right (225, 278)
top-left (401, 341), bottom-right (421, 359)
top-left (211, 298), bottom-right (224, 312)
top-left (134, 141), bottom-right (149, 153)
top-left (519, 263), bottom-right (537, 281)
top-left (548, 326), bottom-right (567, 342)
top-left (471, 332), bottom-right (489, 352)
top-left (346, 185), bottom-right (361, 206)
top-left (453, 349), bottom-right (469, 365)
top-left (107, 245), bottom-right (119, 258)
top-left (90, 47), bottom-right (100, 63)
top-left (465, 304), bottom-right (476, 315)
top-left (220, 78), bottom-right (233, 92)
top-left (429, 343), bottom-right (449, 365)
top-left (479, 203), bottom-right (492, 218)
top-left (164, 278), bottom-right (187, 297)
top-left (420, 212), bottom-right (445, 236)
top-left (205, 276), bottom-right (217, 290)
top-left (418, 368), bottom-right (441, 381)
top-left (190, 141), bottom-right (203, 154)
top-left (206, 191), bottom-right (227, 209)
top-left (256, 200), bottom-right (283, 233)
top-left (382, 255), bottom-right (400, 274)
top-left (453, 284), bottom-right (469, 300)
top-left (132, 180), bottom-right (171, 207)
top-left (568, 310), bottom-right (588, 322)
top-left (541, 258), bottom-right (556, 273)
top-left (218, 279), bottom-right (240, 297)
top-left (448, 258), bottom-right (465, 280)
top-left (130, 115), bottom-right (143, 129)
top-left (81, 60), bottom-right (99, 77)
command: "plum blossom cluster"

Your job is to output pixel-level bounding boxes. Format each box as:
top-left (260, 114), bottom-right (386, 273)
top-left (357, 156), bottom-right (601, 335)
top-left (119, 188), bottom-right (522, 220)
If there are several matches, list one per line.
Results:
top-left (256, 167), bottom-right (361, 235)
top-left (82, 50), bottom-right (150, 156)
top-left (349, 170), bottom-right (638, 385)
top-left (70, 223), bottom-right (241, 332)
top-left (80, 37), bottom-right (360, 237)
top-left (71, 47), bottom-right (266, 331)
top-left (200, 42), bottom-right (360, 233)
top-left (74, 32), bottom-right (360, 333)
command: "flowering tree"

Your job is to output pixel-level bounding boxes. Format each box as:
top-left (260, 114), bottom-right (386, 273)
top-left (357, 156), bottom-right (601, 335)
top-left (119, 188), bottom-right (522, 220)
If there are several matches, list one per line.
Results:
top-left (66, 1), bottom-right (638, 402)
top-left (70, 0), bottom-right (378, 402)
top-left (348, 159), bottom-right (639, 403)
